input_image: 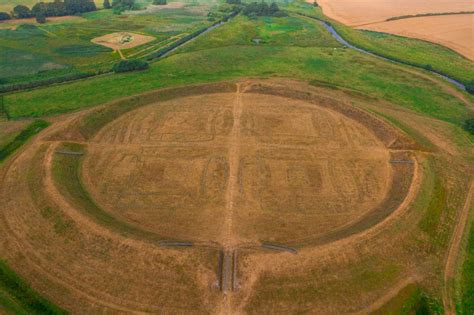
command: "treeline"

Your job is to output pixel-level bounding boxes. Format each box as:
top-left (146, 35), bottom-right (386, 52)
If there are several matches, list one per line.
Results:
top-left (0, 0), bottom-right (96, 21)
top-left (225, 0), bottom-right (287, 18)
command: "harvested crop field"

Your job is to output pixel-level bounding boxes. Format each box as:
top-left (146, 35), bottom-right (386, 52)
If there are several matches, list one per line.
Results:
top-left (359, 14), bottom-right (474, 60)
top-left (0, 79), bottom-right (471, 313)
top-left (91, 32), bottom-right (155, 50)
top-left (316, 0), bottom-right (474, 26)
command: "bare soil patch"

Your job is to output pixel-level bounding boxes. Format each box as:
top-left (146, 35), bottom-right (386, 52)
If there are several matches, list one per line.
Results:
top-left (91, 32), bottom-right (155, 50)
top-left (316, 0), bottom-right (474, 26)
top-left (360, 14), bottom-right (474, 60)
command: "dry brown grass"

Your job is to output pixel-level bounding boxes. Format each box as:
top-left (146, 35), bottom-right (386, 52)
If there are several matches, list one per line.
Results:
top-left (316, 0), bottom-right (474, 26)
top-left (359, 14), bottom-right (474, 60)
top-left (0, 79), bottom-right (471, 313)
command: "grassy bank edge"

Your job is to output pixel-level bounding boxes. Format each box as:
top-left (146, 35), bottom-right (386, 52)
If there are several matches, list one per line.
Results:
top-left (0, 260), bottom-right (67, 314)
top-left (0, 120), bottom-right (49, 163)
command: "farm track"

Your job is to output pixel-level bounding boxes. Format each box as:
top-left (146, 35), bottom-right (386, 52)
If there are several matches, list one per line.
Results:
top-left (443, 181), bottom-right (474, 314)
top-left (223, 84), bottom-right (243, 248)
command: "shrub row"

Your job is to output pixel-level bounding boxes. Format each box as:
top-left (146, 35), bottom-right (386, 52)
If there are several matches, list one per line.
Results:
top-left (112, 59), bottom-right (149, 73)
top-left (0, 71), bottom-right (110, 94)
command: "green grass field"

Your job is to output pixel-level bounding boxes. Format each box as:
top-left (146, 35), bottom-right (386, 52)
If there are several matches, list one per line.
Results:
top-left (4, 15), bottom-right (470, 131)
top-left (0, 1), bottom-right (218, 84)
top-left (287, 2), bottom-right (474, 85)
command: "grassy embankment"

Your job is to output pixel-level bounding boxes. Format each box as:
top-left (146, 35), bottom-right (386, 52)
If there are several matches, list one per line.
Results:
top-left (3, 15), bottom-right (471, 131)
top-left (287, 2), bottom-right (474, 85)
top-left (0, 119), bottom-right (49, 163)
top-left (52, 142), bottom-right (176, 243)
top-left (0, 260), bottom-right (66, 314)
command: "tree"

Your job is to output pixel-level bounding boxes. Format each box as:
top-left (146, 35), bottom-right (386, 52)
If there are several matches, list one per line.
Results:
top-left (463, 118), bottom-right (474, 135)
top-left (466, 80), bottom-right (474, 95)
top-left (32, 3), bottom-right (47, 17)
top-left (112, 0), bottom-right (135, 10)
top-left (269, 2), bottom-right (279, 14)
top-left (104, 0), bottom-right (111, 9)
top-left (13, 5), bottom-right (32, 18)
top-left (112, 59), bottom-right (149, 73)
top-left (242, 1), bottom-right (285, 17)
top-left (153, 0), bottom-right (166, 5)
top-left (36, 12), bottom-right (46, 23)
top-left (64, 0), bottom-right (96, 15)
top-left (45, 0), bottom-right (67, 17)
top-left (0, 12), bottom-right (11, 20)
